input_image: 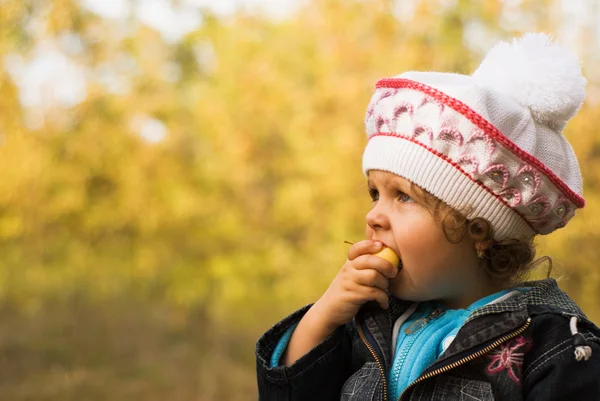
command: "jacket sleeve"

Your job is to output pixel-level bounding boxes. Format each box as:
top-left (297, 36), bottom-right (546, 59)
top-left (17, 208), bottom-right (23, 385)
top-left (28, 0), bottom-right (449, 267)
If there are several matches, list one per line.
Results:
top-left (256, 304), bottom-right (356, 401)
top-left (523, 314), bottom-right (600, 400)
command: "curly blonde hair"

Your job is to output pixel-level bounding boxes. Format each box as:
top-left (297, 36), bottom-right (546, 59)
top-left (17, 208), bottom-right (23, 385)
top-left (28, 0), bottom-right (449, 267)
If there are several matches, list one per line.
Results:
top-left (408, 182), bottom-right (537, 287)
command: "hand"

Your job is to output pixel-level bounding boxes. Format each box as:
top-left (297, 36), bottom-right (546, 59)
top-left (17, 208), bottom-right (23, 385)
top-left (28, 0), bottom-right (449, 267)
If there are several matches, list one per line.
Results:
top-left (311, 240), bottom-right (399, 332)
top-left (280, 240), bottom-right (399, 366)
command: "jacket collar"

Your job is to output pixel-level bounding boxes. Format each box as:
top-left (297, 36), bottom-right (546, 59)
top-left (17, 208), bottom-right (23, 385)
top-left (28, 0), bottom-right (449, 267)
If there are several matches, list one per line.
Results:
top-left (466, 278), bottom-right (586, 323)
top-left (356, 278), bottom-right (585, 369)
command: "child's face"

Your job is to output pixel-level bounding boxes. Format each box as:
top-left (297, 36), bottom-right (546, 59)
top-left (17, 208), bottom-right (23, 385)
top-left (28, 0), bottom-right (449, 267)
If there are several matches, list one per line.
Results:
top-left (365, 170), bottom-right (493, 309)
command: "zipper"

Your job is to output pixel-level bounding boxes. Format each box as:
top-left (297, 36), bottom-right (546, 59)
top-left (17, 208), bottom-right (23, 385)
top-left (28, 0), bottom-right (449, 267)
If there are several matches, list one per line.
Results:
top-left (403, 308), bottom-right (445, 335)
top-left (390, 307), bottom-right (445, 396)
top-left (357, 323), bottom-right (388, 401)
top-left (397, 317), bottom-right (532, 401)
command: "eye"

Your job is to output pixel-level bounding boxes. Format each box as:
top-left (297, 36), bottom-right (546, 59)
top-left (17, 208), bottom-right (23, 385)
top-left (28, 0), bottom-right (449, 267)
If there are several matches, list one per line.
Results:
top-left (398, 191), bottom-right (412, 203)
top-left (368, 187), bottom-right (379, 202)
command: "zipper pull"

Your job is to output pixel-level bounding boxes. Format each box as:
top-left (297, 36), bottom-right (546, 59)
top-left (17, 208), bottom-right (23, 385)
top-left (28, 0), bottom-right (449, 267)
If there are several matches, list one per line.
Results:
top-left (404, 308), bottom-right (445, 335)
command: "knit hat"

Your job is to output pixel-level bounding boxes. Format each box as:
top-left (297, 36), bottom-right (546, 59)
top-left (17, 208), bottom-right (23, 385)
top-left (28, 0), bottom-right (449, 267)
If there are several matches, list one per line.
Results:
top-left (362, 33), bottom-right (586, 241)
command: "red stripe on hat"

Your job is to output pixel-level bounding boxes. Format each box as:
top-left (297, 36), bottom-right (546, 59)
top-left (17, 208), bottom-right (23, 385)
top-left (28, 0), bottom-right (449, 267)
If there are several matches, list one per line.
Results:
top-left (375, 78), bottom-right (585, 208)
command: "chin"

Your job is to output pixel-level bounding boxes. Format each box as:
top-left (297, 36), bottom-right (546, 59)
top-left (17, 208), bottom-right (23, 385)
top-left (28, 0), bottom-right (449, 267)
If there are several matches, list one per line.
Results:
top-left (389, 281), bottom-right (437, 302)
top-left (389, 284), bottom-right (421, 301)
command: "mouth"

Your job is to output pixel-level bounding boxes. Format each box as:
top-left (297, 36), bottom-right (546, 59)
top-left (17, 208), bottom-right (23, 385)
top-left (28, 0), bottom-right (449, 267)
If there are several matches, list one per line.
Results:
top-left (378, 241), bottom-right (403, 270)
top-left (394, 254), bottom-right (403, 271)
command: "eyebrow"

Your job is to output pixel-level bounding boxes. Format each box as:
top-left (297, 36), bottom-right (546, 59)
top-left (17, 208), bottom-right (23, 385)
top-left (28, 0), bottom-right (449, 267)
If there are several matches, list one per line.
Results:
top-left (367, 177), bottom-right (411, 193)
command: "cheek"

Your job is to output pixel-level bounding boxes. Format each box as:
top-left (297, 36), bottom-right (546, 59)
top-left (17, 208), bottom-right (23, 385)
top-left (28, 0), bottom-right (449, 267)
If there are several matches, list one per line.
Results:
top-left (399, 221), bottom-right (447, 256)
top-left (416, 240), bottom-right (458, 272)
top-left (410, 242), bottom-right (470, 286)
top-left (398, 228), bottom-right (457, 278)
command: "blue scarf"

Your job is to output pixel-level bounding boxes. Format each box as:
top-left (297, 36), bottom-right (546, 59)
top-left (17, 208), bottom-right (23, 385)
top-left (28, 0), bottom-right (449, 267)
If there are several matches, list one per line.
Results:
top-left (388, 289), bottom-right (516, 400)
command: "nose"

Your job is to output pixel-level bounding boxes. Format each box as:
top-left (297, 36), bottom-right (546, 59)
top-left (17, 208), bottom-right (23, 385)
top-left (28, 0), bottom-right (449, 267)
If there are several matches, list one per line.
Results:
top-left (366, 201), bottom-right (391, 232)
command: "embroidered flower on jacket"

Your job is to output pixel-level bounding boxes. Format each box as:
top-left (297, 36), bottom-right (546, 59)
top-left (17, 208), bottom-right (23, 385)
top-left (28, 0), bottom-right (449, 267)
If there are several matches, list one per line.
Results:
top-left (485, 336), bottom-right (532, 383)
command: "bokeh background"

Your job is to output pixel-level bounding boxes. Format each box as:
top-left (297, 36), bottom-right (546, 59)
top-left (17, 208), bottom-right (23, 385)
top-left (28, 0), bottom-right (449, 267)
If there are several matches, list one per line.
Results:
top-left (1, 0), bottom-right (599, 399)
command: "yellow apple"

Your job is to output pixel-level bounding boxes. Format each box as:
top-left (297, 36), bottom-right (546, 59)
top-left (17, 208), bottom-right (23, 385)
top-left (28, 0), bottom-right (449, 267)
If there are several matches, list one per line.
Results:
top-left (372, 247), bottom-right (400, 268)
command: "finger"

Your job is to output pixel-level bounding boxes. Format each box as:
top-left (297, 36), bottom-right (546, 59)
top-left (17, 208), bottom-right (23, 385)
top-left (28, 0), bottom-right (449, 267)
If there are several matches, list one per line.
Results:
top-left (347, 240), bottom-right (383, 261)
top-left (351, 254), bottom-right (398, 279)
top-left (353, 269), bottom-right (389, 291)
top-left (357, 285), bottom-right (389, 310)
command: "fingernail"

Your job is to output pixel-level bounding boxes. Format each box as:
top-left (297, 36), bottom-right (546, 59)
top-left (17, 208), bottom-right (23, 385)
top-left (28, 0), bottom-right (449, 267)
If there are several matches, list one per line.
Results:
top-left (374, 241), bottom-right (383, 249)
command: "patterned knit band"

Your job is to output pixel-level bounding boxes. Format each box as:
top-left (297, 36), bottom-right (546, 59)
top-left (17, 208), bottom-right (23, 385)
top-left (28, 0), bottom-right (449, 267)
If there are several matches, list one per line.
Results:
top-left (362, 34), bottom-right (586, 241)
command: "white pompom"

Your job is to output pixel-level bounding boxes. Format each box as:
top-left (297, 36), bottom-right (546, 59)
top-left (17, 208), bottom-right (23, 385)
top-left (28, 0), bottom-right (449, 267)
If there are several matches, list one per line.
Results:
top-left (472, 33), bottom-right (586, 129)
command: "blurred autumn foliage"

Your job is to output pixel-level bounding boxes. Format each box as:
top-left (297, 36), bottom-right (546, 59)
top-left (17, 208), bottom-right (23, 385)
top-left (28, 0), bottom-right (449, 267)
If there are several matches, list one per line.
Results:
top-left (0, 0), bottom-right (599, 399)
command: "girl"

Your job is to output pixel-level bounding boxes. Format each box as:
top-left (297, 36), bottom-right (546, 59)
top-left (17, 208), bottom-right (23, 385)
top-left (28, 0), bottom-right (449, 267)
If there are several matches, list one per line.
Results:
top-left (256, 33), bottom-right (600, 400)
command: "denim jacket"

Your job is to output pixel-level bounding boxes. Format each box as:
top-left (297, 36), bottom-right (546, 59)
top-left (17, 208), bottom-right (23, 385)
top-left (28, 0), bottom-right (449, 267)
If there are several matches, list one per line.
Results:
top-left (256, 279), bottom-right (600, 400)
